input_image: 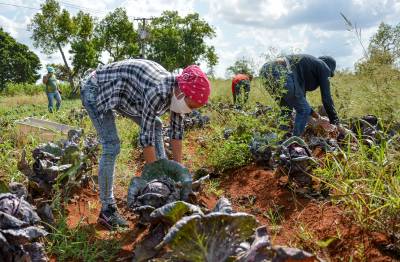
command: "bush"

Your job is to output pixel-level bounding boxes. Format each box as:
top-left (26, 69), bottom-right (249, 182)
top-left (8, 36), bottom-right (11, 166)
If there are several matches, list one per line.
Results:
top-left (1, 82), bottom-right (44, 96)
top-left (205, 111), bottom-right (283, 172)
top-left (0, 82), bottom-right (74, 97)
top-left (208, 139), bottom-right (252, 172)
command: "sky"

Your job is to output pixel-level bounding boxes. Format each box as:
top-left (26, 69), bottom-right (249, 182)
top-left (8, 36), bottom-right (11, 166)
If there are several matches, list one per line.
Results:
top-left (0, 0), bottom-right (399, 78)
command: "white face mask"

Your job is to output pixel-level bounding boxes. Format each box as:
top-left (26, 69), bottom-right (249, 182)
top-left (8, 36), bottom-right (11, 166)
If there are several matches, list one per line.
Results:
top-left (170, 90), bottom-right (192, 114)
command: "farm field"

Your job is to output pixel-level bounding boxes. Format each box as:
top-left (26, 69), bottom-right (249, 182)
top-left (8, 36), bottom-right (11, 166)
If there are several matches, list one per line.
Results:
top-left (1, 75), bottom-right (399, 261)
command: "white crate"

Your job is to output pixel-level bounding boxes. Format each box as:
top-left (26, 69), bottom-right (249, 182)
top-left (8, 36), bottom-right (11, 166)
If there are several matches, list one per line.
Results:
top-left (15, 117), bottom-right (75, 142)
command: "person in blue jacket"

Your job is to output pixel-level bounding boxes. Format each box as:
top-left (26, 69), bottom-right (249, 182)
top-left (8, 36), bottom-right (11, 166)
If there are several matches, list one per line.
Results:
top-left (260, 54), bottom-right (339, 136)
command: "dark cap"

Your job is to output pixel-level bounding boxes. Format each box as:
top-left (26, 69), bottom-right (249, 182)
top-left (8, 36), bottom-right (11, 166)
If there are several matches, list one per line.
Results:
top-left (319, 56), bottom-right (336, 77)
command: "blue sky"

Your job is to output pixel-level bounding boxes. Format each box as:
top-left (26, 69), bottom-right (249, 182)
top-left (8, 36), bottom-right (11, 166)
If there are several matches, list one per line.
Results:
top-left (1, 0), bottom-right (399, 78)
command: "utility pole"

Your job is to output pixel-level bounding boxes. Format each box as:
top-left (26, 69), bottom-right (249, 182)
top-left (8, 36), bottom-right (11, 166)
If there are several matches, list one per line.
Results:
top-left (133, 17), bottom-right (155, 59)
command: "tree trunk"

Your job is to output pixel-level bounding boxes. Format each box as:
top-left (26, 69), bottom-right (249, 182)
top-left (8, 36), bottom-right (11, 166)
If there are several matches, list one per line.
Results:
top-left (57, 42), bottom-right (77, 95)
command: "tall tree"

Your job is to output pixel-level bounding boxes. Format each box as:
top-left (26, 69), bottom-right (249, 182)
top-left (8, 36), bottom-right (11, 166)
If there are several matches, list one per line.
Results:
top-left (147, 11), bottom-right (218, 72)
top-left (370, 23), bottom-right (400, 56)
top-left (226, 57), bottom-right (254, 78)
top-left (355, 22), bottom-right (400, 73)
top-left (29, 0), bottom-right (75, 89)
top-left (94, 8), bottom-right (140, 61)
top-left (0, 28), bottom-right (41, 90)
top-left (69, 11), bottom-right (100, 93)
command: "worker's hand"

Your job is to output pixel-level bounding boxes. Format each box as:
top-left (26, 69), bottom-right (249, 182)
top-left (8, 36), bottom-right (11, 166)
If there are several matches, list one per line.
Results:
top-left (311, 111), bottom-right (320, 119)
top-left (42, 75), bottom-right (48, 84)
top-left (336, 123), bottom-right (345, 132)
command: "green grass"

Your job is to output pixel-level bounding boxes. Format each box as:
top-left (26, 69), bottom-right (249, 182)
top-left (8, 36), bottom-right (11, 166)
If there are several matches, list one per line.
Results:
top-left (210, 72), bottom-right (400, 122)
top-left (204, 179), bottom-right (224, 197)
top-left (46, 216), bottom-right (121, 261)
top-left (314, 138), bottom-right (400, 234)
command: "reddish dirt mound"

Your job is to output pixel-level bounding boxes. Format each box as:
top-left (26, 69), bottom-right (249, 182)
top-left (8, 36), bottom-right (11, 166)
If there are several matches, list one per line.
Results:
top-left (200, 165), bottom-right (396, 261)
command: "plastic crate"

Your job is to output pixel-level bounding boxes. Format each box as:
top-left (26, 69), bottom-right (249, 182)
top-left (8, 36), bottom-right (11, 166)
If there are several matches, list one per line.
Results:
top-left (15, 117), bottom-right (75, 142)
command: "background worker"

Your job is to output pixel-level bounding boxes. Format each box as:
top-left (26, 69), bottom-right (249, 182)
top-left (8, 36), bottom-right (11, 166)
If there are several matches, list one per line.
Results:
top-left (231, 72), bottom-right (252, 105)
top-left (42, 66), bottom-right (62, 113)
top-left (260, 54), bottom-right (339, 136)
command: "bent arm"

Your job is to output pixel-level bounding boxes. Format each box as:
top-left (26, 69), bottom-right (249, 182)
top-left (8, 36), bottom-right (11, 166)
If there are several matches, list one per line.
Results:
top-left (171, 139), bottom-right (182, 163)
top-left (320, 77), bottom-right (339, 124)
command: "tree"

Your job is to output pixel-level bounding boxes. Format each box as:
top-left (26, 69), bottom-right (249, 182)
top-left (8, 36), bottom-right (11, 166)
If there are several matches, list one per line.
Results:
top-left (94, 8), bottom-right (140, 62)
top-left (147, 11), bottom-right (218, 72)
top-left (369, 22), bottom-right (400, 62)
top-left (0, 28), bottom-right (41, 90)
top-left (226, 57), bottom-right (254, 78)
top-left (68, 11), bottom-right (100, 94)
top-left (356, 22), bottom-right (400, 73)
top-left (29, 0), bottom-right (75, 89)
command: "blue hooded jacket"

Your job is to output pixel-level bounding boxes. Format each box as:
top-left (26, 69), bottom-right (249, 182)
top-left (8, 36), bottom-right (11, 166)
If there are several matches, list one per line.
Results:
top-left (286, 54), bottom-right (339, 124)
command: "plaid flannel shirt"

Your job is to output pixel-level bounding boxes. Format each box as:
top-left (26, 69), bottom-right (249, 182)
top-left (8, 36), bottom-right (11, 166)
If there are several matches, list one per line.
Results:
top-left (93, 59), bottom-right (183, 147)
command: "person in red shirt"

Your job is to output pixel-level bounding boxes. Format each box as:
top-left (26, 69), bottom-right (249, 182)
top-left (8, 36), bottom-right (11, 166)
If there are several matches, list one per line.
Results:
top-left (231, 73), bottom-right (252, 104)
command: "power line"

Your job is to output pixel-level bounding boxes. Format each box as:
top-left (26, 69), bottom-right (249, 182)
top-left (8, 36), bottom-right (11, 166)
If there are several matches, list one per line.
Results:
top-left (59, 1), bottom-right (107, 15)
top-left (0, 2), bottom-right (40, 10)
top-left (0, 1), bottom-right (157, 21)
top-left (0, 1), bottom-right (107, 16)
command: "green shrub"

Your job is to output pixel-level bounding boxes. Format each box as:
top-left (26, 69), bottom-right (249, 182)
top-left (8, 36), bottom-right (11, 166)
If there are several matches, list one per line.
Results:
top-left (1, 82), bottom-right (43, 96)
top-left (205, 110), bottom-right (282, 172)
top-left (0, 82), bottom-right (74, 97)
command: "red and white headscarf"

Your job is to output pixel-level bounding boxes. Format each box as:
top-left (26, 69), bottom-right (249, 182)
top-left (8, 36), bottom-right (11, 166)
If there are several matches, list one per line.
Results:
top-left (176, 65), bottom-right (211, 105)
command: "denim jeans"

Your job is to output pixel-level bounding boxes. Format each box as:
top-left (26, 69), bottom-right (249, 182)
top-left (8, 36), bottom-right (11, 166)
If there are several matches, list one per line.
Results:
top-left (46, 92), bottom-right (61, 112)
top-left (261, 62), bottom-right (311, 136)
top-left (80, 80), bottom-right (166, 209)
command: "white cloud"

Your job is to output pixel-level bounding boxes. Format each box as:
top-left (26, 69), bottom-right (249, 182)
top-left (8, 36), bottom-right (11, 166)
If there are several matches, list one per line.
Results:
top-left (124, 0), bottom-right (195, 17)
top-left (0, 15), bottom-right (22, 37)
top-left (208, 0), bottom-right (397, 30)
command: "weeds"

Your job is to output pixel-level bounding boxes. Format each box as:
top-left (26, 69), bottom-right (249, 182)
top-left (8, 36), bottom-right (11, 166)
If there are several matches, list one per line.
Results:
top-left (263, 204), bottom-right (284, 226)
top-left (204, 179), bottom-right (224, 197)
top-left (263, 204), bottom-right (284, 234)
top-left (46, 216), bottom-right (121, 261)
top-left (314, 138), bottom-right (400, 234)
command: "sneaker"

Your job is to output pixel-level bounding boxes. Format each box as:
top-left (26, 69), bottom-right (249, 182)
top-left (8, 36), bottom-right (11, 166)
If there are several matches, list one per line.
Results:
top-left (97, 204), bottom-right (129, 230)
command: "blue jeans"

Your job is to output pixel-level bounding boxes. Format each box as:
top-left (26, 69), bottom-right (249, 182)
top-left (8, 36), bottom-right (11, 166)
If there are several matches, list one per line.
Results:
top-left (80, 80), bottom-right (166, 209)
top-left (261, 62), bottom-right (311, 136)
top-left (46, 92), bottom-right (61, 112)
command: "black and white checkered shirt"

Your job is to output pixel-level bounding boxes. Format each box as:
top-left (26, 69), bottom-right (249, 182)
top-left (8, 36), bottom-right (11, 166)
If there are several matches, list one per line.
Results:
top-left (93, 59), bottom-right (183, 147)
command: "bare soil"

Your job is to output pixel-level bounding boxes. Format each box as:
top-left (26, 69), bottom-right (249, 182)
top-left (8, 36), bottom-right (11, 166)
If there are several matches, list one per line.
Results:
top-left (200, 165), bottom-right (397, 262)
